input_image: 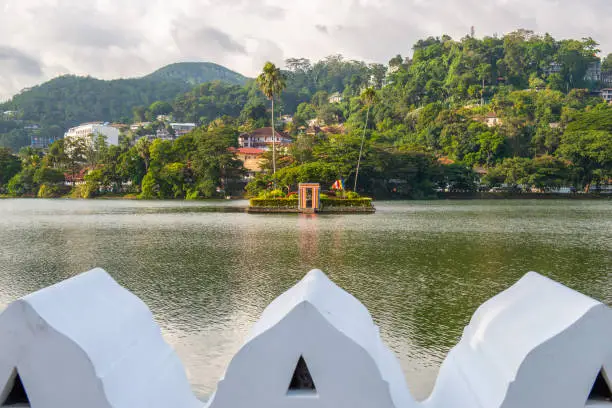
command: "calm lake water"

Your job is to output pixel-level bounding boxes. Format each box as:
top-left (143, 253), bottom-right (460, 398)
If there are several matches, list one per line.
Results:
top-left (0, 198), bottom-right (611, 399)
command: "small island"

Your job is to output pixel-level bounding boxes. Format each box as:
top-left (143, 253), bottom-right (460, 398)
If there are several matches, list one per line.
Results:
top-left (248, 183), bottom-right (375, 214)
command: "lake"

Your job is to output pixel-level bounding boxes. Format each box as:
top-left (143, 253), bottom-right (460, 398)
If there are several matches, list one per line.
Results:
top-left (0, 198), bottom-right (610, 400)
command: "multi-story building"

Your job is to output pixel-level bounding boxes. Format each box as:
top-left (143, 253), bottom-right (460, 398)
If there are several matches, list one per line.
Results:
top-left (238, 127), bottom-right (292, 150)
top-left (585, 61), bottom-right (601, 82)
top-left (232, 147), bottom-right (265, 179)
top-left (600, 71), bottom-right (612, 87)
top-left (64, 123), bottom-right (120, 146)
top-left (544, 62), bottom-right (562, 76)
top-left (170, 123), bottom-right (196, 137)
top-left (600, 89), bottom-right (612, 102)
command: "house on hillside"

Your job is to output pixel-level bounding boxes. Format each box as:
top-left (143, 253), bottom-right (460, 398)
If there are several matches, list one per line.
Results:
top-left (238, 127), bottom-right (291, 150)
top-left (170, 123), bottom-right (196, 137)
top-left (328, 92), bottom-right (343, 104)
top-left (231, 147), bottom-right (265, 179)
top-left (484, 112), bottom-right (502, 127)
top-left (130, 122), bottom-right (151, 131)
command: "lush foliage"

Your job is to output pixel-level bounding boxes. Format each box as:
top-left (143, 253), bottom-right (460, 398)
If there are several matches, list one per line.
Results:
top-left (249, 197), bottom-right (299, 208)
top-left (1, 31), bottom-right (611, 197)
top-left (321, 197), bottom-right (373, 207)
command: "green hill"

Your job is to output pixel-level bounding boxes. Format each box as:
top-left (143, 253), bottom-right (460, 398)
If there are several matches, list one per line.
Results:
top-left (144, 62), bottom-right (248, 86)
top-left (0, 63), bottom-right (248, 150)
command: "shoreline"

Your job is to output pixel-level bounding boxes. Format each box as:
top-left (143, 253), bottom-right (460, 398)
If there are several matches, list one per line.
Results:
top-left (1, 193), bottom-right (610, 201)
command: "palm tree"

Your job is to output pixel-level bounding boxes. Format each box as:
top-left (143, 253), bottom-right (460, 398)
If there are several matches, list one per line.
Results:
top-left (354, 87), bottom-right (377, 192)
top-left (257, 62), bottom-right (286, 175)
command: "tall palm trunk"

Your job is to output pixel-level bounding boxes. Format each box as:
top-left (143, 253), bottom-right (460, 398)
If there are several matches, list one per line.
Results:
top-left (354, 105), bottom-right (370, 192)
top-left (271, 98), bottom-right (277, 175)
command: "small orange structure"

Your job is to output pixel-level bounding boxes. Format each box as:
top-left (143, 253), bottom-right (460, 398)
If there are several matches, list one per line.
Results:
top-left (298, 183), bottom-right (321, 213)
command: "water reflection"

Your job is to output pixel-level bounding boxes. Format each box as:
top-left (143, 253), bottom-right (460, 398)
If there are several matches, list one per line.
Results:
top-left (0, 199), bottom-right (610, 400)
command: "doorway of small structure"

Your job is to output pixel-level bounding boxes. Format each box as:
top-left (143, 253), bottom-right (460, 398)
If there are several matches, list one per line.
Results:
top-left (305, 189), bottom-right (313, 208)
top-left (287, 356), bottom-right (317, 396)
top-left (587, 368), bottom-right (612, 405)
top-left (0, 369), bottom-right (30, 407)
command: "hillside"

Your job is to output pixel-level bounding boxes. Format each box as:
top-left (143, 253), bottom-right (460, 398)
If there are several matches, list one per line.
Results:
top-left (0, 62), bottom-right (248, 150)
top-left (144, 62), bottom-right (248, 86)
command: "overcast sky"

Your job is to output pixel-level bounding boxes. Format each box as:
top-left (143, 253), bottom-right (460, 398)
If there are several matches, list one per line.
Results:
top-left (1, 0), bottom-right (612, 100)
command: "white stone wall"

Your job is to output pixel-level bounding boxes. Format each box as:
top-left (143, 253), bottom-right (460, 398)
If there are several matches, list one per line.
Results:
top-left (1, 269), bottom-right (611, 408)
top-left (0, 268), bottom-right (202, 408)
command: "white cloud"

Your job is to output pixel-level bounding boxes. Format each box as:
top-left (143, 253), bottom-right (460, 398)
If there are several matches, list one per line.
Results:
top-left (1, 0), bottom-right (612, 99)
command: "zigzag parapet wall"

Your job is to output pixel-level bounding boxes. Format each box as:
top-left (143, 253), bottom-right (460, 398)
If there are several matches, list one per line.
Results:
top-left (0, 268), bottom-right (611, 408)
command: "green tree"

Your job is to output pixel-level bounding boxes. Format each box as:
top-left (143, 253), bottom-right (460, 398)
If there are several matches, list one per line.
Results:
top-left (0, 148), bottom-right (21, 188)
top-left (558, 130), bottom-right (612, 191)
top-left (257, 62), bottom-right (286, 175)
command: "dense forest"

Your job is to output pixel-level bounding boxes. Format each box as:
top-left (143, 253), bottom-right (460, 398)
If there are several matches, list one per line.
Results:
top-left (1, 30), bottom-right (611, 199)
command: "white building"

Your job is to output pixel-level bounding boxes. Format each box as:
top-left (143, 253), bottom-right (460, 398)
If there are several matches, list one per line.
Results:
top-left (424, 271), bottom-right (612, 408)
top-left (170, 123), bottom-right (196, 137)
top-left (585, 61), bottom-right (602, 82)
top-left (0, 268), bottom-right (202, 408)
top-left (64, 123), bottom-right (120, 146)
top-left (130, 122), bottom-right (151, 131)
top-left (328, 92), bottom-right (343, 104)
top-left (601, 89), bottom-right (612, 103)
top-left (207, 269), bottom-right (416, 408)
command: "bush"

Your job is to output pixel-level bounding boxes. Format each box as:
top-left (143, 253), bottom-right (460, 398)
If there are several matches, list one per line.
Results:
top-left (71, 183), bottom-right (98, 199)
top-left (321, 197), bottom-right (373, 208)
top-left (258, 189), bottom-right (285, 199)
top-left (37, 184), bottom-right (66, 198)
top-left (249, 197), bottom-right (298, 208)
top-left (319, 193), bottom-right (328, 199)
top-left (139, 173), bottom-right (158, 199)
top-left (345, 191), bottom-right (360, 199)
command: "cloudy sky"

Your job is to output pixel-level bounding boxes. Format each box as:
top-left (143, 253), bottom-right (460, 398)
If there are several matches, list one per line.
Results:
top-left (1, 0), bottom-right (611, 100)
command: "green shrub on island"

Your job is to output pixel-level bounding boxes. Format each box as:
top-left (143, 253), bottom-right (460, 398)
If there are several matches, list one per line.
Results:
top-left (345, 191), bottom-right (360, 199)
top-left (257, 189), bottom-right (285, 199)
top-left (321, 197), bottom-right (373, 208)
top-left (249, 197), bottom-right (299, 208)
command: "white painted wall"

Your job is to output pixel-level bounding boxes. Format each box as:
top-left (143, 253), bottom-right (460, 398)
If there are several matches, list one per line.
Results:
top-left (424, 272), bottom-right (612, 408)
top-left (0, 268), bottom-right (202, 408)
top-left (207, 269), bottom-right (416, 408)
top-left (1, 268), bottom-right (611, 408)
top-left (64, 124), bottom-right (120, 146)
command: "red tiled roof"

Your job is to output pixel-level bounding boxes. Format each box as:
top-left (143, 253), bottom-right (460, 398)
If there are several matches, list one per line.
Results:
top-left (437, 156), bottom-right (455, 165)
top-left (237, 147), bottom-right (265, 155)
top-left (240, 127), bottom-right (290, 139)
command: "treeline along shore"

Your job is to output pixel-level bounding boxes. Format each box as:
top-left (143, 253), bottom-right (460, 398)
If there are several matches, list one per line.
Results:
top-left (0, 30), bottom-right (611, 199)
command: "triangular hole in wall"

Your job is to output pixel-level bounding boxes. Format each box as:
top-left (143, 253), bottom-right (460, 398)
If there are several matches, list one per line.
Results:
top-left (287, 356), bottom-right (317, 395)
top-left (1, 370), bottom-right (30, 407)
top-left (588, 368), bottom-right (612, 402)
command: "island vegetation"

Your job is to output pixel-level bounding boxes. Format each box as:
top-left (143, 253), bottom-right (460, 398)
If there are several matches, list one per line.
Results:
top-left (1, 30), bottom-right (611, 199)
